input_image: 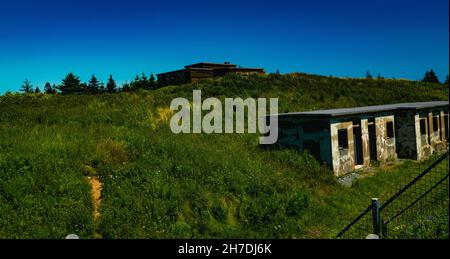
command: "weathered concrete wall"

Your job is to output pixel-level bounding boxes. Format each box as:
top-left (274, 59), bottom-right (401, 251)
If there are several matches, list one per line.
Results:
top-left (275, 106), bottom-right (448, 177)
top-left (276, 123), bottom-right (301, 147)
top-left (440, 111), bottom-right (447, 142)
top-left (396, 111), bottom-right (418, 159)
top-left (415, 114), bottom-right (432, 160)
top-left (361, 119), bottom-right (371, 167)
top-left (441, 111), bottom-right (449, 143)
top-left (375, 115), bottom-right (397, 161)
top-left (275, 119), bottom-right (333, 166)
top-left (330, 122), bottom-right (354, 176)
top-left (413, 110), bottom-right (448, 161)
top-left (428, 111), bottom-right (447, 153)
top-left (430, 112), bottom-right (447, 153)
top-left (428, 112), bottom-right (441, 152)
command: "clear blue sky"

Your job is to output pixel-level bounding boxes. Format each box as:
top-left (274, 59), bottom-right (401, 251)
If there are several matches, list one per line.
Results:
top-left (0, 0), bottom-right (448, 93)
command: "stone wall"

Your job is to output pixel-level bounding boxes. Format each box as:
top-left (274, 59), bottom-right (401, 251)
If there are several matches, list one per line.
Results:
top-left (375, 115), bottom-right (397, 161)
top-left (275, 106), bottom-right (448, 177)
top-left (396, 111), bottom-right (418, 159)
top-left (415, 114), bottom-right (432, 160)
top-left (275, 119), bottom-right (333, 166)
top-left (330, 122), bottom-right (354, 176)
top-left (414, 110), bottom-right (448, 160)
top-left (429, 111), bottom-right (447, 153)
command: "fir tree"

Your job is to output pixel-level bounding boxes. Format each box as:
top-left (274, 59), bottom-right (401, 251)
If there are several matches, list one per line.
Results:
top-left (121, 82), bottom-right (132, 92)
top-left (99, 81), bottom-right (105, 93)
top-left (44, 82), bottom-right (57, 94)
top-left (422, 69), bottom-right (440, 83)
top-left (106, 75), bottom-right (117, 93)
top-left (149, 73), bottom-right (157, 89)
top-left (88, 75), bottom-right (101, 94)
top-left (20, 79), bottom-right (33, 93)
top-left (60, 73), bottom-right (82, 92)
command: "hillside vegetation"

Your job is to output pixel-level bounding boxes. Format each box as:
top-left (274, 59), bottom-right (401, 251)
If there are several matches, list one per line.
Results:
top-left (0, 73), bottom-right (448, 238)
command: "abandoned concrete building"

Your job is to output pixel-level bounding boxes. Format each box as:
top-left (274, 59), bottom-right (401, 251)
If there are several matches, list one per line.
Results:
top-left (157, 62), bottom-right (265, 86)
top-left (270, 101), bottom-right (449, 176)
top-left (395, 102), bottom-right (449, 160)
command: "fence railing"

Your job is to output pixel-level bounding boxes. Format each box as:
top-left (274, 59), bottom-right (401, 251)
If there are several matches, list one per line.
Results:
top-left (336, 151), bottom-right (449, 239)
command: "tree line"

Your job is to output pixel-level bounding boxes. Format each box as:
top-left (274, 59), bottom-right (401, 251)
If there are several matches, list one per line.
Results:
top-left (365, 69), bottom-right (448, 84)
top-left (20, 72), bottom-right (158, 94)
top-left (18, 69), bottom-right (449, 94)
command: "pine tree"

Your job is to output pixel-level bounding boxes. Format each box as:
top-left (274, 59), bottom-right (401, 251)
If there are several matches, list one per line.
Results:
top-left (34, 86), bottom-right (41, 93)
top-left (365, 70), bottom-right (373, 80)
top-left (141, 73), bottom-right (149, 89)
top-left (130, 75), bottom-right (141, 90)
top-left (121, 82), bottom-right (132, 92)
top-left (99, 81), bottom-right (105, 93)
top-left (20, 79), bottom-right (33, 93)
top-left (88, 74), bottom-right (101, 94)
top-left (376, 73), bottom-right (384, 80)
top-left (44, 82), bottom-right (56, 94)
top-left (422, 69), bottom-right (440, 83)
top-left (44, 82), bottom-right (52, 94)
top-left (141, 73), bottom-right (148, 83)
top-left (444, 75), bottom-right (449, 85)
top-left (106, 74), bottom-right (117, 93)
top-left (60, 73), bottom-right (82, 92)
top-left (149, 73), bottom-right (157, 89)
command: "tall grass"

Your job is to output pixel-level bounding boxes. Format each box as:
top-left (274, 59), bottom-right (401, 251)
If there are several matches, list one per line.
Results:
top-left (0, 73), bottom-right (447, 238)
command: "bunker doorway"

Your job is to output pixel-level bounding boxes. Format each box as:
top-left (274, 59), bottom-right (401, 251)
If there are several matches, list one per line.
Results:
top-left (353, 123), bottom-right (364, 165)
top-left (368, 120), bottom-right (377, 160)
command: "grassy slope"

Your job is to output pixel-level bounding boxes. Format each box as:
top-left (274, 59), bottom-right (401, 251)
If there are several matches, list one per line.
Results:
top-left (0, 73), bottom-right (448, 238)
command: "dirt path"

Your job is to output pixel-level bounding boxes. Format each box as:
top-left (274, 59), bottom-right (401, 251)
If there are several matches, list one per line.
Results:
top-left (88, 176), bottom-right (102, 221)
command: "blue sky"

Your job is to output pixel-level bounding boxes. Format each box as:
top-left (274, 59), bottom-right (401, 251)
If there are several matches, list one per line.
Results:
top-left (0, 0), bottom-right (448, 93)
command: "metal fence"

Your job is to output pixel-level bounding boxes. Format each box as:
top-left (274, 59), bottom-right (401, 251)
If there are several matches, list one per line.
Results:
top-left (337, 151), bottom-right (449, 239)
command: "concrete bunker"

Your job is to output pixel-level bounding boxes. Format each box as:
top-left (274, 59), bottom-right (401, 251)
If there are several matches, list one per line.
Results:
top-left (269, 101), bottom-right (449, 176)
top-left (395, 102), bottom-right (449, 161)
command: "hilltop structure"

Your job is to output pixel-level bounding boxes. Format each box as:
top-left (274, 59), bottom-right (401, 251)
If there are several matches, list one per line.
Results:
top-left (268, 101), bottom-right (449, 176)
top-left (157, 62), bottom-right (265, 87)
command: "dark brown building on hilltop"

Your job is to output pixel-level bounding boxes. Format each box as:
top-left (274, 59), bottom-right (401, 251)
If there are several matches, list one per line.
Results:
top-left (157, 62), bottom-right (265, 86)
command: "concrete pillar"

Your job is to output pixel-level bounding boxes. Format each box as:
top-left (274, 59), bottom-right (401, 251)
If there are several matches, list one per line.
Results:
top-left (428, 112), bottom-right (434, 152)
top-left (330, 122), bottom-right (354, 176)
top-left (440, 111), bottom-right (447, 144)
top-left (414, 114), bottom-right (423, 161)
top-left (361, 119), bottom-right (371, 167)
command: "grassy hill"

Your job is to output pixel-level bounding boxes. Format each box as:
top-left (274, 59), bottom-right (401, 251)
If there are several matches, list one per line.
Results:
top-left (0, 73), bottom-right (448, 238)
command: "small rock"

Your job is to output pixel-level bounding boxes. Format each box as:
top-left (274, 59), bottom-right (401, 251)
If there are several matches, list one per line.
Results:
top-left (65, 234), bottom-right (80, 239)
top-left (366, 234), bottom-right (379, 239)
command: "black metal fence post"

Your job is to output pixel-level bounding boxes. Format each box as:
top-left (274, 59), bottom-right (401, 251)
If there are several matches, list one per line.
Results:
top-left (371, 198), bottom-right (381, 237)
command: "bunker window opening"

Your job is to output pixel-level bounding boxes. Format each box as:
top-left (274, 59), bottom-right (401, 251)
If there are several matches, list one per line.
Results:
top-left (338, 129), bottom-right (349, 150)
top-left (432, 116), bottom-right (439, 133)
top-left (386, 121), bottom-right (394, 139)
top-left (420, 119), bottom-right (427, 136)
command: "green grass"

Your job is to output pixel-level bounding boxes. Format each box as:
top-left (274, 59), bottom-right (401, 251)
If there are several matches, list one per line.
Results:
top-left (0, 73), bottom-right (448, 239)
